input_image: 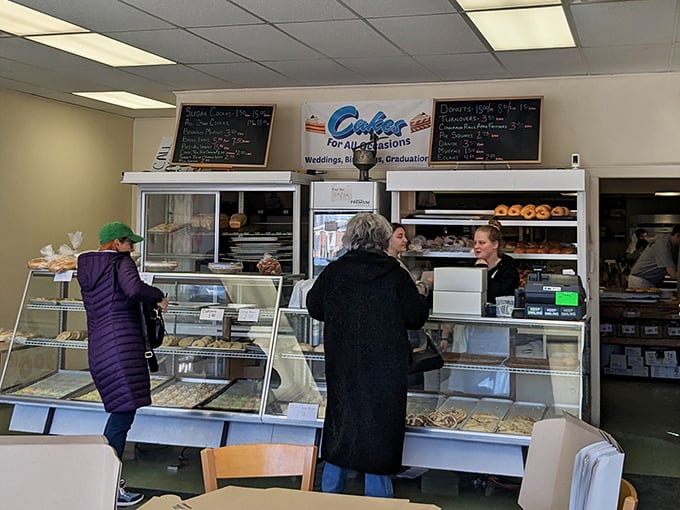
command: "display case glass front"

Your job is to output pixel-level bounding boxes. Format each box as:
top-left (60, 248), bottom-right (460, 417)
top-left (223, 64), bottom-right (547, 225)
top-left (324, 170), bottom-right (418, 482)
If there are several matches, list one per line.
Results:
top-left (0, 270), bottom-right (283, 420)
top-left (264, 308), bottom-right (586, 436)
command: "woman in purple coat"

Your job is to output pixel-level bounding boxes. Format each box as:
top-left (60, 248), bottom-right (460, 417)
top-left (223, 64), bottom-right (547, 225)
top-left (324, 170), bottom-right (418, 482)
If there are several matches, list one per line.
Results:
top-left (77, 221), bottom-right (168, 507)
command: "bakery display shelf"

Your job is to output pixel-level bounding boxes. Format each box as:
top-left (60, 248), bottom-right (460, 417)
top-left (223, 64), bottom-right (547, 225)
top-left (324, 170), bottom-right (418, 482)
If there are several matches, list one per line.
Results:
top-left (401, 218), bottom-right (577, 228)
top-left (496, 401), bottom-right (546, 436)
top-left (144, 252), bottom-right (214, 260)
top-left (406, 393), bottom-right (445, 416)
top-left (8, 370), bottom-right (93, 399)
top-left (459, 398), bottom-right (513, 433)
top-left (402, 250), bottom-right (577, 261)
top-left (444, 361), bottom-right (580, 377)
top-left (443, 353), bottom-right (507, 365)
top-left (71, 375), bottom-right (171, 403)
top-left (19, 337), bottom-right (88, 349)
top-left (26, 303), bottom-right (84, 312)
top-left (279, 352), bottom-right (324, 361)
top-left (149, 377), bottom-right (228, 408)
top-left (504, 356), bottom-right (579, 371)
top-left (200, 378), bottom-right (263, 412)
top-left (155, 345), bottom-right (268, 360)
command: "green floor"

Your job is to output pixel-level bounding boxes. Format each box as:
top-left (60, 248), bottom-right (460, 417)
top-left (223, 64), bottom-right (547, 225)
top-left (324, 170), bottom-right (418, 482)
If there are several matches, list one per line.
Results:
top-left (2, 378), bottom-right (678, 509)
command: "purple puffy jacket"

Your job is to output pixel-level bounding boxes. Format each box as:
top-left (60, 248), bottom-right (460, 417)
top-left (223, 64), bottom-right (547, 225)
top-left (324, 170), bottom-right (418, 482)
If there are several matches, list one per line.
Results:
top-left (77, 251), bottom-right (164, 413)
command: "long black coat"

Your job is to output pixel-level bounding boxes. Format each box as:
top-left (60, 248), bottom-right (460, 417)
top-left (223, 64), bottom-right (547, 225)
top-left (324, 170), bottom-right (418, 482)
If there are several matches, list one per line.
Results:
top-left (77, 251), bottom-right (164, 413)
top-left (306, 249), bottom-right (429, 474)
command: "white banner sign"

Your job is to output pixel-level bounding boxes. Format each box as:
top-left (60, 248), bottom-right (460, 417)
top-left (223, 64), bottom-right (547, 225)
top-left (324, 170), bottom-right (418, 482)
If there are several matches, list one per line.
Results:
top-left (301, 99), bottom-right (432, 170)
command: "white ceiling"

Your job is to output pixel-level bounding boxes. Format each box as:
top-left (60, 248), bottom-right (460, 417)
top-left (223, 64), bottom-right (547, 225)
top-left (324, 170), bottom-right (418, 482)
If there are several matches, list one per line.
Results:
top-left (1, 0), bottom-right (679, 118)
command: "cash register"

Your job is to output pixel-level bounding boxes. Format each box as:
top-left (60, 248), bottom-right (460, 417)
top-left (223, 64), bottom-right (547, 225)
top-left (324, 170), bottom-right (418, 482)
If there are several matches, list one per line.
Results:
top-left (514, 268), bottom-right (586, 320)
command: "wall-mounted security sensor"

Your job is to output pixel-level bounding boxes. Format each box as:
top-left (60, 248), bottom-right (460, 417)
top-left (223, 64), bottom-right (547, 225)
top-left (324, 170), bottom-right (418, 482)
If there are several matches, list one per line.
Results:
top-left (571, 153), bottom-right (580, 169)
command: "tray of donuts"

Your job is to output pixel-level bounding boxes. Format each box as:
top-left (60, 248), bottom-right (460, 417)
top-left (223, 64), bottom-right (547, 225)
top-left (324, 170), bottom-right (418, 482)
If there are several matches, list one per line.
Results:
top-left (493, 203), bottom-right (572, 220)
top-left (506, 241), bottom-right (576, 255)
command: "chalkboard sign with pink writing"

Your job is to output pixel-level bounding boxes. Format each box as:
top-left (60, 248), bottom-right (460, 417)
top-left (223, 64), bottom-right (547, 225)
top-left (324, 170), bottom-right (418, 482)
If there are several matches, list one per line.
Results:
top-left (170, 104), bottom-right (276, 168)
top-left (429, 97), bottom-right (542, 164)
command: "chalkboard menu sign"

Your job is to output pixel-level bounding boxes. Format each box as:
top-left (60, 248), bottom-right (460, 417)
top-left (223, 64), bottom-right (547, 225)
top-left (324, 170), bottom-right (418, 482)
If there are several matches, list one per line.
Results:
top-left (429, 97), bottom-right (542, 164)
top-left (170, 104), bottom-right (276, 168)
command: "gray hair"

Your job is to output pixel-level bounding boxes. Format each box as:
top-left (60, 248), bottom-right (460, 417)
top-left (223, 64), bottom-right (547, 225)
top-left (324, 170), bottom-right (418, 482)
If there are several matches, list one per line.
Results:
top-left (344, 213), bottom-right (392, 251)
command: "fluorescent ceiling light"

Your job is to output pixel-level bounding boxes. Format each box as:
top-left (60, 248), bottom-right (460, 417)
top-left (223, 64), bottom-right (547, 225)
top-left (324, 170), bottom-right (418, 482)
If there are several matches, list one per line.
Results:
top-left (458, 0), bottom-right (559, 11)
top-left (468, 5), bottom-right (575, 51)
top-left (73, 92), bottom-right (175, 109)
top-left (654, 192), bottom-right (680, 197)
top-left (27, 33), bottom-right (175, 66)
top-left (0, 0), bottom-right (86, 35)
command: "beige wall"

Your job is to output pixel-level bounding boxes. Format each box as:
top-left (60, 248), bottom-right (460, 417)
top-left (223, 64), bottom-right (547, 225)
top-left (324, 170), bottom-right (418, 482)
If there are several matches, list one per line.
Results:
top-left (134, 72), bottom-right (680, 180)
top-left (0, 90), bottom-right (134, 327)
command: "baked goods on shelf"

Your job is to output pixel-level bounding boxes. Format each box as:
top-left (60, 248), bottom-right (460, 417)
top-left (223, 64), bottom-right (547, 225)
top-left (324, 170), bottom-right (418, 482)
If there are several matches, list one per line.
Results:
top-left (507, 204), bottom-right (522, 217)
top-left (494, 204), bottom-right (509, 216)
top-left (27, 257), bottom-right (49, 270)
top-left (229, 213), bottom-right (248, 229)
top-left (497, 415), bottom-right (536, 435)
top-left (461, 412), bottom-right (501, 432)
top-left (148, 222), bottom-right (183, 233)
top-left (257, 255), bottom-right (282, 275)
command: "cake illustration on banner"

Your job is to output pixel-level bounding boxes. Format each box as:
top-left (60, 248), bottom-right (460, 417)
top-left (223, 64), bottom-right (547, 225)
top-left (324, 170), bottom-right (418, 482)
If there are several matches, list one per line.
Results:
top-left (409, 112), bottom-right (432, 133)
top-left (305, 115), bottom-right (326, 134)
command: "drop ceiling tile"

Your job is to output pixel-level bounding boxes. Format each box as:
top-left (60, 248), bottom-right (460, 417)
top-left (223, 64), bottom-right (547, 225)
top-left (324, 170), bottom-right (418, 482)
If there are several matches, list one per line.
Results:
top-left (278, 20), bottom-right (403, 58)
top-left (570, 0), bottom-right (676, 47)
top-left (340, 0), bottom-right (458, 18)
top-left (129, 0), bottom-right (261, 27)
top-left (415, 53), bottom-right (510, 81)
top-left (0, 61), bottom-right (103, 92)
top-left (13, 0), bottom-right (172, 32)
top-left (106, 29), bottom-right (246, 64)
top-left (190, 25), bottom-right (321, 61)
top-left (230, 0), bottom-right (356, 22)
top-left (583, 45), bottom-right (671, 74)
top-left (0, 36), bottom-right (105, 70)
top-left (336, 56), bottom-right (439, 84)
top-left (266, 59), bottom-right (368, 86)
top-left (496, 48), bottom-right (586, 77)
top-left (124, 64), bottom-right (231, 90)
top-left (369, 14), bottom-right (487, 55)
top-left (192, 62), bottom-right (302, 88)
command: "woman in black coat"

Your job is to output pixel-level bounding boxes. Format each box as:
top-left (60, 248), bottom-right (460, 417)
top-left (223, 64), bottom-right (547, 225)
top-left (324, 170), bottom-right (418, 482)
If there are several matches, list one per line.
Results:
top-left (306, 213), bottom-right (429, 498)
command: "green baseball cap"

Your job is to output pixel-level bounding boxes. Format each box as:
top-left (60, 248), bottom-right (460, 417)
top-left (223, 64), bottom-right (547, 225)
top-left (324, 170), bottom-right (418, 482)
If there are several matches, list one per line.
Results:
top-left (98, 222), bottom-right (144, 244)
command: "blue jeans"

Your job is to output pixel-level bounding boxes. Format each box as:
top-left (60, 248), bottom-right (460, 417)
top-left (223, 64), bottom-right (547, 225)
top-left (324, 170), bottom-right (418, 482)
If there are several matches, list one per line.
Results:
top-left (321, 462), bottom-right (394, 498)
top-left (104, 410), bottom-right (136, 460)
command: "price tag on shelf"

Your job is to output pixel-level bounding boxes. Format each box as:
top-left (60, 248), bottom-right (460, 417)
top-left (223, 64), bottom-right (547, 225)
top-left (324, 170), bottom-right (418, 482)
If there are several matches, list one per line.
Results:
top-left (200, 308), bottom-right (225, 321)
top-left (53, 271), bottom-right (74, 282)
top-left (139, 272), bottom-right (155, 285)
top-left (287, 403), bottom-right (319, 421)
top-left (238, 308), bottom-right (260, 322)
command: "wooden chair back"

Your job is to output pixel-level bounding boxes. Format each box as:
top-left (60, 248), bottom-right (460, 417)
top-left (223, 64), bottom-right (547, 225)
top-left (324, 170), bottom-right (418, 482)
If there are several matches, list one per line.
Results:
top-left (200, 443), bottom-right (318, 492)
top-left (618, 478), bottom-right (638, 510)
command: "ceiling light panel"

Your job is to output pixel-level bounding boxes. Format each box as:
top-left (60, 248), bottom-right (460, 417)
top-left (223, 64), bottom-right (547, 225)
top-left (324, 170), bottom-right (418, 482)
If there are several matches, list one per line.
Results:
top-left (73, 91), bottom-right (175, 109)
top-left (468, 6), bottom-right (575, 51)
top-left (27, 33), bottom-right (175, 66)
top-left (457, 0), bottom-right (559, 11)
top-left (0, 0), bottom-right (86, 35)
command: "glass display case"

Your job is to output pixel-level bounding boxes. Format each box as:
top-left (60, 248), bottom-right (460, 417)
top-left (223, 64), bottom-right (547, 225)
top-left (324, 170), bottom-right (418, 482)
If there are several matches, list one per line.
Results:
top-left (264, 308), bottom-right (587, 476)
top-left (0, 269), bottom-right (285, 448)
top-left (122, 171), bottom-right (316, 276)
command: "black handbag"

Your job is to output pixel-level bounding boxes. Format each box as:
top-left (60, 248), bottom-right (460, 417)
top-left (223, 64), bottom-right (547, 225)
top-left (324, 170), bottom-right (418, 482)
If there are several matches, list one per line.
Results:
top-left (409, 332), bottom-right (444, 375)
top-left (139, 302), bottom-right (165, 372)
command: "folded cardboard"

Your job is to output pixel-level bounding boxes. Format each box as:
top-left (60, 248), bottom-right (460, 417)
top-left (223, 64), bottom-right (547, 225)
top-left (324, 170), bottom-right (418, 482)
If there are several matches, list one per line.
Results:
top-left (138, 486), bottom-right (441, 510)
top-left (0, 434), bottom-right (120, 510)
top-left (434, 267), bottom-right (487, 292)
top-left (433, 290), bottom-right (486, 316)
top-left (518, 413), bottom-right (623, 510)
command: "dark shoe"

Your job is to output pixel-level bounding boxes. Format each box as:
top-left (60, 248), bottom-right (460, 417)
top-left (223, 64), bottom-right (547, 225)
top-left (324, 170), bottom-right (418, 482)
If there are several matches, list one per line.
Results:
top-left (117, 479), bottom-right (144, 507)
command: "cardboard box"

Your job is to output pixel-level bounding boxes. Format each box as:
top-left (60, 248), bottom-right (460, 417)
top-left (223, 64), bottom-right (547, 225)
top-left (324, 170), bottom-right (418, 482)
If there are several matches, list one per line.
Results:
top-left (518, 413), bottom-right (623, 510)
top-left (138, 486), bottom-right (441, 510)
top-left (433, 290), bottom-right (486, 316)
top-left (0, 435), bottom-right (120, 509)
top-left (434, 267), bottom-right (487, 292)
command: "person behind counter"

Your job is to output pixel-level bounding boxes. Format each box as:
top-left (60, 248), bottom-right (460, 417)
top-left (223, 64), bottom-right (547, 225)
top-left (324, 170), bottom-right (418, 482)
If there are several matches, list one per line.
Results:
top-left (77, 222), bottom-right (169, 507)
top-left (473, 218), bottom-right (520, 301)
top-left (628, 225), bottom-right (680, 288)
top-left (306, 213), bottom-right (429, 498)
top-left (626, 228), bottom-right (649, 262)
